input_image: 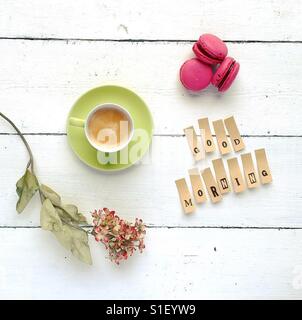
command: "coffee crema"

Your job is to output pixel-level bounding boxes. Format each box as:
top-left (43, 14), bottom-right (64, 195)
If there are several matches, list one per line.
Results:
top-left (87, 107), bottom-right (131, 150)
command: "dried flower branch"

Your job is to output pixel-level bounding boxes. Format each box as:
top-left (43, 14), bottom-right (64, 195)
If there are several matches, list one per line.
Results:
top-left (0, 112), bottom-right (146, 266)
top-left (92, 208), bottom-right (146, 264)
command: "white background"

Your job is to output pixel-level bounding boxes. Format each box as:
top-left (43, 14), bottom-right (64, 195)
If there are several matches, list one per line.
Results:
top-left (0, 0), bottom-right (302, 299)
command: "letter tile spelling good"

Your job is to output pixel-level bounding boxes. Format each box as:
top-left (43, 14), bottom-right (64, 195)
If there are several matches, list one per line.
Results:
top-left (201, 167), bottom-right (222, 203)
top-left (212, 158), bottom-right (231, 194)
top-left (255, 148), bottom-right (272, 184)
top-left (212, 119), bottom-right (232, 155)
top-left (188, 168), bottom-right (207, 204)
top-left (198, 117), bottom-right (216, 153)
top-left (227, 157), bottom-right (246, 193)
top-left (224, 116), bottom-right (245, 152)
top-left (175, 178), bottom-right (195, 214)
top-left (184, 126), bottom-right (204, 161)
top-left (241, 153), bottom-right (259, 188)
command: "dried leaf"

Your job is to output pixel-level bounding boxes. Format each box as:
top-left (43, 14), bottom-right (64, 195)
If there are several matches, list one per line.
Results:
top-left (40, 184), bottom-right (61, 206)
top-left (16, 169), bottom-right (39, 213)
top-left (40, 199), bottom-right (62, 231)
top-left (58, 204), bottom-right (87, 224)
top-left (40, 185), bottom-right (92, 264)
top-left (53, 223), bottom-right (92, 265)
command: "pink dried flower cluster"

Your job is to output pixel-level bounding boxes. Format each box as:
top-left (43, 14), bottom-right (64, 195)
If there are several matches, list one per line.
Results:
top-left (92, 208), bottom-right (146, 264)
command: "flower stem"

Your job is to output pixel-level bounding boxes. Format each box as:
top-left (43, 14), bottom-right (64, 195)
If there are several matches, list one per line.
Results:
top-left (0, 112), bottom-right (35, 174)
top-left (60, 217), bottom-right (93, 235)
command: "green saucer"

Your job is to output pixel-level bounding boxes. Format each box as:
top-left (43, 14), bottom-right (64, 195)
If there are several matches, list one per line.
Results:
top-left (66, 85), bottom-right (153, 172)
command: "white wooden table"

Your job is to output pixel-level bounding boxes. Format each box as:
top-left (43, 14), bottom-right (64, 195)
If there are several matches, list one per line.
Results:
top-left (0, 0), bottom-right (302, 299)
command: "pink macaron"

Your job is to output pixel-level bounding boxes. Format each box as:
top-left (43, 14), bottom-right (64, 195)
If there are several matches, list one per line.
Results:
top-left (179, 58), bottom-right (213, 91)
top-left (211, 57), bottom-right (240, 92)
top-left (193, 34), bottom-right (228, 65)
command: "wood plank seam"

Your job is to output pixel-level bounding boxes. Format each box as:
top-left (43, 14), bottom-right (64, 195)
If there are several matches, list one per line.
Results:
top-left (1, 226), bottom-right (302, 230)
top-left (1, 133), bottom-right (302, 138)
top-left (1, 37), bottom-right (302, 44)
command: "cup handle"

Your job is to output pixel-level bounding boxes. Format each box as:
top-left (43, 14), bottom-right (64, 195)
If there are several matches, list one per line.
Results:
top-left (69, 117), bottom-right (85, 127)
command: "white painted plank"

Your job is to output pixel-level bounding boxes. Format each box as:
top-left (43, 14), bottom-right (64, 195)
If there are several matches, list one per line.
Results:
top-left (0, 0), bottom-right (301, 41)
top-left (0, 40), bottom-right (301, 135)
top-left (0, 135), bottom-right (300, 228)
top-left (0, 227), bottom-right (301, 299)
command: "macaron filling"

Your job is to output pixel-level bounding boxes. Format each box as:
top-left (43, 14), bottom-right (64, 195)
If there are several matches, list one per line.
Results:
top-left (196, 42), bottom-right (221, 61)
top-left (218, 60), bottom-right (236, 90)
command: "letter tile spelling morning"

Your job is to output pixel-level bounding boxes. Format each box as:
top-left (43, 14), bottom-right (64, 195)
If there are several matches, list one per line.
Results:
top-left (201, 167), bottom-right (222, 203)
top-left (212, 158), bottom-right (231, 194)
top-left (188, 168), bottom-right (207, 204)
top-left (175, 178), bottom-right (195, 214)
top-left (184, 126), bottom-right (204, 161)
top-left (255, 148), bottom-right (272, 184)
top-left (241, 153), bottom-right (259, 188)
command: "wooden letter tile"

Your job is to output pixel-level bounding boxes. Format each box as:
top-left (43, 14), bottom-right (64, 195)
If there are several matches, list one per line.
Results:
top-left (224, 116), bottom-right (245, 152)
top-left (227, 157), bottom-right (246, 193)
top-left (175, 178), bottom-right (195, 214)
top-left (241, 153), bottom-right (259, 188)
top-left (212, 158), bottom-right (231, 194)
top-left (201, 168), bottom-right (222, 203)
top-left (198, 117), bottom-right (215, 153)
top-left (184, 126), bottom-right (204, 161)
top-left (255, 148), bottom-right (272, 184)
top-left (212, 119), bottom-right (232, 155)
top-left (188, 168), bottom-right (207, 204)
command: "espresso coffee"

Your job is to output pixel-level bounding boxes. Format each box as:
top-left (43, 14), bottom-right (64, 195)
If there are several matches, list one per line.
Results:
top-left (87, 107), bottom-right (131, 150)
